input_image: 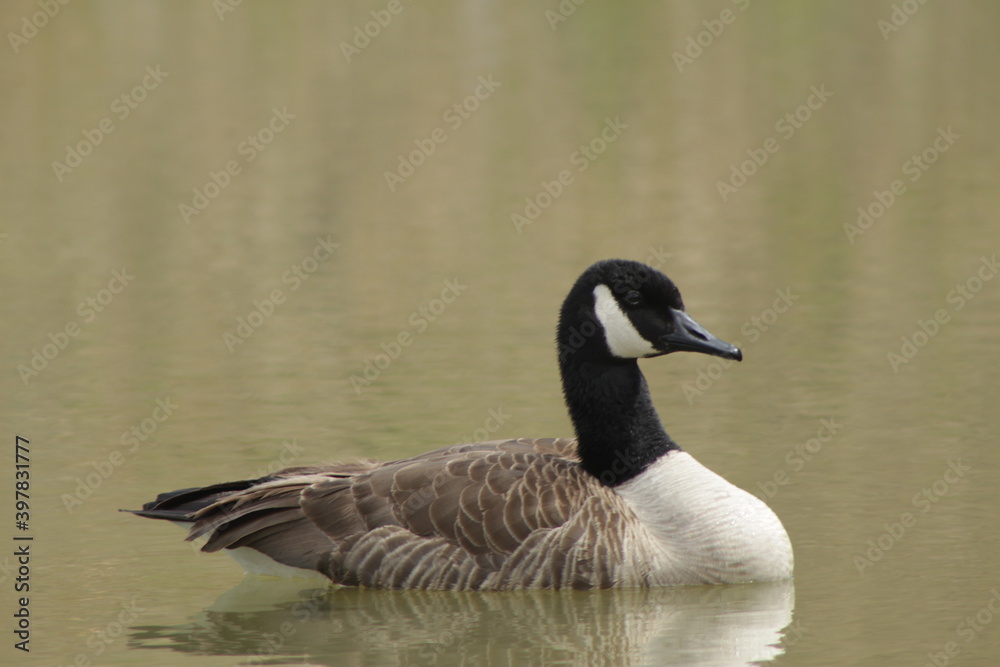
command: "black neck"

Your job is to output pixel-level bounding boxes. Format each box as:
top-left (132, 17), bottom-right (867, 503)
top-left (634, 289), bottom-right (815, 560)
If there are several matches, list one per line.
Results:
top-left (559, 355), bottom-right (679, 486)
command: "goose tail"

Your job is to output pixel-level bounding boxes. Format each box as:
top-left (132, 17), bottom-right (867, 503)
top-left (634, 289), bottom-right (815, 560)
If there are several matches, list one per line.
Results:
top-left (121, 478), bottom-right (264, 523)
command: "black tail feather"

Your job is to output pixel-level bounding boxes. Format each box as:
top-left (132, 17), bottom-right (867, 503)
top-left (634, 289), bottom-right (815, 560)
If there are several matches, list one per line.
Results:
top-left (120, 479), bottom-right (265, 522)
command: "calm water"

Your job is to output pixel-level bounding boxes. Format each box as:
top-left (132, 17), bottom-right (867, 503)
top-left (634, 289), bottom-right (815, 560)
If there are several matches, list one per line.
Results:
top-left (3, 2), bottom-right (1000, 665)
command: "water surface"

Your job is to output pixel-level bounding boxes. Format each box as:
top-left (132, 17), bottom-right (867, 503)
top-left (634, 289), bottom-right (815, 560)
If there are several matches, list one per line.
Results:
top-left (2, 1), bottom-right (1000, 665)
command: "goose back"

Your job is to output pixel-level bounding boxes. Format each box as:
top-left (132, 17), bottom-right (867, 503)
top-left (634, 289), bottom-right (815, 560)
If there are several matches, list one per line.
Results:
top-left (140, 438), bottom-right (657, 590)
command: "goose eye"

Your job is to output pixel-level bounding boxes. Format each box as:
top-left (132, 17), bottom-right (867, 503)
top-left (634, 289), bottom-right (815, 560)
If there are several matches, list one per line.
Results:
top-left (623, 290), bottom-right (643, 306)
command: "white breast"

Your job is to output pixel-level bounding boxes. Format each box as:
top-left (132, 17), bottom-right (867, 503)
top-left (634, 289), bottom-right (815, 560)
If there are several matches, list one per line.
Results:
top-left (614, 451), bottom-right (793, 585)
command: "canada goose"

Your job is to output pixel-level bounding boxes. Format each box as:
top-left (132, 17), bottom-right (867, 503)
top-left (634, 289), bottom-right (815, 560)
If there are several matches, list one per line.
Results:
top-left (127, 259), bottom-right (793, 590)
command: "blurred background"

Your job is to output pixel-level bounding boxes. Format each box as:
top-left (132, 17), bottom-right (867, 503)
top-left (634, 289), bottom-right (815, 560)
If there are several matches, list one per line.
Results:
top-left (2, 1), bottom-right (999, 665)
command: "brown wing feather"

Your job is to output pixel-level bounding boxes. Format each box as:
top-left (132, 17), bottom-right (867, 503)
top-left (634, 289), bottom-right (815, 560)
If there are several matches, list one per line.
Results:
top-left (141, 438), bottom-right (631, 589)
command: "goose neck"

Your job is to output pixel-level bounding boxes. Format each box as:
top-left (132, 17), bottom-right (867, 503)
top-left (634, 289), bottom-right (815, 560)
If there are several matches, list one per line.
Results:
top-left (560, 357), bottom-right (677, 486)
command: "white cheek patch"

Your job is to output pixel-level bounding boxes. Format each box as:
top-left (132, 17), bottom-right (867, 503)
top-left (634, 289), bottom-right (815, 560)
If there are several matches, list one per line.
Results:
top-left (593, 284), bottom-right (658, 359)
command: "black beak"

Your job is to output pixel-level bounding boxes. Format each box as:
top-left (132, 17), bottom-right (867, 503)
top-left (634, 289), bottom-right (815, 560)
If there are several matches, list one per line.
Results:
top-left (659, 309), bottom-right (742, 361)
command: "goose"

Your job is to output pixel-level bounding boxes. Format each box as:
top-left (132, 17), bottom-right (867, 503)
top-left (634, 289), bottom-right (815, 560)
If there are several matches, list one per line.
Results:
top-left (126, 259), bottom-right (793, 590)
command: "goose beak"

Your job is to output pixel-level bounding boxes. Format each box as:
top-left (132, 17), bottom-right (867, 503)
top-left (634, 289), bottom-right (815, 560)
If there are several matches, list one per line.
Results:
top-left (658, 310), bottom-right (743, 361)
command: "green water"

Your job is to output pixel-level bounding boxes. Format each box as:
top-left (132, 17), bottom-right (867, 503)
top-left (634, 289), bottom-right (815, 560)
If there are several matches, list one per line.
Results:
top-left (2, 1), bottom-right (1000, 665)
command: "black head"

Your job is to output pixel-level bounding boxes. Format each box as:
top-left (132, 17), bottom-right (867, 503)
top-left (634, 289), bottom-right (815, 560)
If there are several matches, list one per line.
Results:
top-left (557, 259), bottom-right (742, 364)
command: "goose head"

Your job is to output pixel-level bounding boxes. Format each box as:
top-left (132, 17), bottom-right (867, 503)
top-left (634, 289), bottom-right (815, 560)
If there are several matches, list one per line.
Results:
top-left (558, 259), bottom-right (742, 365)
top-left (556, 259), bottom-right (743, 485)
